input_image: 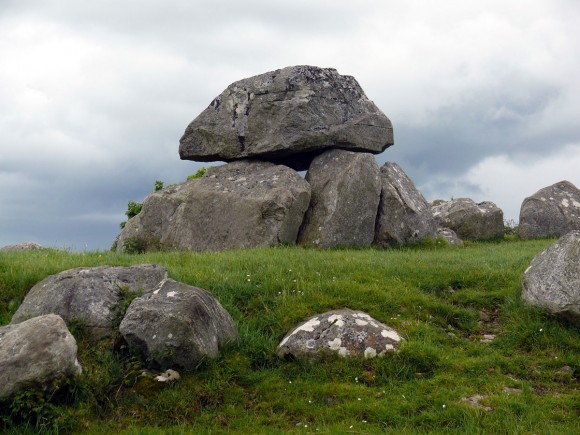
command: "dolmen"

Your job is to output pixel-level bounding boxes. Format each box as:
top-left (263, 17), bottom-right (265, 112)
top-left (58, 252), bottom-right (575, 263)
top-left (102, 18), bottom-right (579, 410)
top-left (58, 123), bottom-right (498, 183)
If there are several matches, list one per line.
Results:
top-left (116, 65), bottom-right (501, 253)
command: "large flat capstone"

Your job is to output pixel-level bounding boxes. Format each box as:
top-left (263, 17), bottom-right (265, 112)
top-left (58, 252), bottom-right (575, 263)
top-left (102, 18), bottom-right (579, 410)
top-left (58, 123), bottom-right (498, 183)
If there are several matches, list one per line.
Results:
top-left (179, 65), bottom-right (393, 170)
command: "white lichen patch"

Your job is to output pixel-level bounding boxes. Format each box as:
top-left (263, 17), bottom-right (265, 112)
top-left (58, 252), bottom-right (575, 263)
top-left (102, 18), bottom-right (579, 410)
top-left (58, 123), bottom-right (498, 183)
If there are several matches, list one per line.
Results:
top-left (167, 333), bottom-right (173, 339)
top-left (338, 347), bottom-right (350, 357)
top-left (166, 291), bottom-right (177, 297)
top-left (327, 314), bottom-right (345, 327)
top-left (562, 198), bottom-right (570, 207)
top-left (296, 317), bottom-right (321, 333)
top-left (354, 312), bottom-right (372, 319)
top-left (381, 329), bottom-right (401, 342)
top-left (364, 347), bottom-right (377, 358)
top-left (355, 319), bottom-right (369, 326)
top-left (573, 200), bottom-right (580, 208)
top-left (385, 344), bottom-right (395, 351)
top-left (153, 289), bottom-right (160, 295)
top-left (306, 339), bottom-right (316, 349)
top-left (328, 338), bottom-right (342, 350)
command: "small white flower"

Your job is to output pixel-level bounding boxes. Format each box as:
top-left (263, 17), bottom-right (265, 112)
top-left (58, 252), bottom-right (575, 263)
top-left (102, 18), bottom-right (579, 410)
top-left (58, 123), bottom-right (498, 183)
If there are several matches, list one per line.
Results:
top-left (442, 404), bottom-right (446, 409)
top-left (357, 398), bottom-right (361, 401)
top-left (539, 328), bottom-right (543, 332)
top-left (349, 426), bottom-right (353, 429)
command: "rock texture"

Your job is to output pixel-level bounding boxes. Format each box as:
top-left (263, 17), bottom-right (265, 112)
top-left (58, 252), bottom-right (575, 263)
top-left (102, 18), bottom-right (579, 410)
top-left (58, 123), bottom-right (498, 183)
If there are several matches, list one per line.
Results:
top-left (11, 264), bottom-right (168, 339)
top-left (374, 162), bottom-right (438, 247)
top-left (431, 198), bottom-right (504, 240)
top-left (437, 227), bottom-right (463, 246)
top-left (116, 160), bottom-right (311, 252)
top-left (277, 309), bottom-right (402, 361)
top-left (179, 65), bottom-right (393, 170)
top-left (522, 231), bottom-right (580, 323)
top-left (119, 279), bottom-right (237, 369)
top-left (519, 181), bottom-right (580, 239)
top-left (1, 242), bottom-right (45, 251)
top-left (0, 314), bottom-right (82, 399)
top-left (298, 149), bottom-right (381, 248)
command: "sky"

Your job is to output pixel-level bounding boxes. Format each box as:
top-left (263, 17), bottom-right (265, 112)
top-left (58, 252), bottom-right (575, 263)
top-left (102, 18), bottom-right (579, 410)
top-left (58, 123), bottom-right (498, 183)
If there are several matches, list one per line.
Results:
top-left (1, 0), bottom-right (579, 250)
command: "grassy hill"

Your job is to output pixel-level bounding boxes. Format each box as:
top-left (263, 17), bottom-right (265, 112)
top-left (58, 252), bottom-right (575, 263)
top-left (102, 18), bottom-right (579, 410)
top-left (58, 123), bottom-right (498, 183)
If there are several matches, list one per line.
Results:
top-left (1, 239), bottom-right (578, 434)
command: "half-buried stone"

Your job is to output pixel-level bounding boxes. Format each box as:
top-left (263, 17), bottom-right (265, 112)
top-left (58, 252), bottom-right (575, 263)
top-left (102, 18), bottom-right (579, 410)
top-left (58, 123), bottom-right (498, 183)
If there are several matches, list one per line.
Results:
top-left (277, 309), bottom-right (402, 361)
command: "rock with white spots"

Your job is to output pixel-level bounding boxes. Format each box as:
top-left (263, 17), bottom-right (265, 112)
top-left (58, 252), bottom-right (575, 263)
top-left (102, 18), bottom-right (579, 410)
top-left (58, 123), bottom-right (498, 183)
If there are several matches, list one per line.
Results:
top-left (277, 309), bottom-right (402, 361)
top-left (298, 149), bottom-right (381, 248)
top-left (519, 181), bottom-right (580, 239)
top-left (431, 198), bottom-right (504, 240)
top-left (437, 227), bottom-right (463, 246)
top-left (374, 162), bottom-right (438, 247)
top-left (119, 279), bottom-right (237, 370)
top-left (11, 265), bottom-right (168, 340)
top-left (116, 160), bottom-right (311, 252)
top-left (179, 65), bottom-right (393, 171)
top-left (1, 241), bottom-right (45, 251)
top-left (522, 230), bottom-right (580, 324)
top-left (0, 314), bottom-right (82, 399)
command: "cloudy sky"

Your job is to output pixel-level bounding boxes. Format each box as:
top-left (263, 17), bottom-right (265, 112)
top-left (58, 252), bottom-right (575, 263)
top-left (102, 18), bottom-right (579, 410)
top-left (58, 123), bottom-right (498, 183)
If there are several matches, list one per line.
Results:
top-left (1, 0), bottom-right (579, 250)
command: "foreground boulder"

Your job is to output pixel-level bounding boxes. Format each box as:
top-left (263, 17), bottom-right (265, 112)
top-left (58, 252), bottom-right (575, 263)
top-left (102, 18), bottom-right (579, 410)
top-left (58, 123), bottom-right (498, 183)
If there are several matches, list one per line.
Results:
top-left (431, 198), bottom-right (504, 240)
top-left (437, 227), bottom-right (463, 246)
top-left (119, 279), bottom-right (237, 370)
top-left (0, 314), bottom-right (82, 399)
top-left (179, 65), bottom-right (393, 170)
top-left (11, 264), bottom-right (168, 339)
top-left (374, 162), bottom-right (438, 247)
top-left (519, 181), bottom-right (580, 239)
top-left (117, 160), bottom-right (311, 252)
top-left (522, 231), bottom-right (580, 324)
top-left (298, 149), bottom-right (381, 248)
top-left (277, 309), bottom-right (402, 361)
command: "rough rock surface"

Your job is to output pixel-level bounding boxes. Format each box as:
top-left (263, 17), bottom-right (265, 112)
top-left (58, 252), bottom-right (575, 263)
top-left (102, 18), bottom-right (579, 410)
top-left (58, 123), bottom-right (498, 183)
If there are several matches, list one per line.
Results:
top-left (0, 314), bottom-right (82, 399)
top-left (298, 149), bottom-right (380, 248)
top-left (11, 264), bottom-right (168, 339)
top-left (522, 231), bottom-right (580, 323)
top-left (519, 181), bottom-right (580, 239)
top-left (277, 309), bottom-right (402, 361)
top-left (119, 279), bottom-right (237, 370)
top-left (431, 198), bottom-right (504, 240)
top-left (374, 162), bottom-right (438, 247)
top-left (179, 65), bottom-right (393, 170)
top-left (1, 242), bottom-right (45, 251)
top-left (437, 227), bottom-right (463, 246)
top-left (116, 160), bottom-right (311, 252)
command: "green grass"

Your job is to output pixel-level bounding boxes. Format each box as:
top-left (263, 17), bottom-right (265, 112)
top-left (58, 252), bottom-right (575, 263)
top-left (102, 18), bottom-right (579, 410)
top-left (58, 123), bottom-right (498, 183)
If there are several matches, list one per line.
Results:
top-left (1, 239), bottom-right (578, 434)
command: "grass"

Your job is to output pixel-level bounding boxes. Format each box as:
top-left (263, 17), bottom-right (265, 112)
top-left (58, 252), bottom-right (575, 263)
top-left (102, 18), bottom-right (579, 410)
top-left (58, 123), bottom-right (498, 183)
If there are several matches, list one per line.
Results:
top-left (0, 239), bottom-right (578, 434)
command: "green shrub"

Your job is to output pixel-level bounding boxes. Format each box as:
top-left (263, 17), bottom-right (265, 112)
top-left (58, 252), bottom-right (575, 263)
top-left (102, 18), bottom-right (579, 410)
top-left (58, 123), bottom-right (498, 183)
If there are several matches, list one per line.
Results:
top-left (187, 167), bottom-right (207, 180)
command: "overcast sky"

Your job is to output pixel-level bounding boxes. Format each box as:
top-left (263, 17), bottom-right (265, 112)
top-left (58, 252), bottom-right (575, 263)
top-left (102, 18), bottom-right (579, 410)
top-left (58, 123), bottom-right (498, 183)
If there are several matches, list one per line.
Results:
top-left (1, 0), bottom-right (579, 250)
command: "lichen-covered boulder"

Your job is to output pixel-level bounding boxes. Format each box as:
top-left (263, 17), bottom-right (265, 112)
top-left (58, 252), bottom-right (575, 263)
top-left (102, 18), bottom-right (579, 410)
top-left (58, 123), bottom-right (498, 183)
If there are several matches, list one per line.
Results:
top-left (119, 279), bottom-right (237, 370)
top-left (0, 314), bottom-right (82, 399)
top-left (431, 198), bottom-right (504, 240)
top-left (522, 231), bottom-right (580, 324)
top-left (277, 309), bottom-right (402, 361)
top-left (437, 227), bottom-right (463, 246)
top-left (1, 242), bottom-right (45, 251)
top-left (298, 149), bottom-right (381, 248)
top-left (374, 162), bottom-right (438, 247)
top-left (11, 264), bottom-right (168, 339)
top-left (116, 160), bottom-right (311, 252)
top-left (179, 65), bottom-right (393, 170)
top-left (519, 181), bottom-right (580, 239)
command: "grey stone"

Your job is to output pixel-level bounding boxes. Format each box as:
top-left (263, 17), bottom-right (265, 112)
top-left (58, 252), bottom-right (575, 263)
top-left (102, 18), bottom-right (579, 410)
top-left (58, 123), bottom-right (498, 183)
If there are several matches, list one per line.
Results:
top-left (374, 162), bottom-right (438, 247)
top-left (522, 231), bottom-right (580, 323)
top-left (179, 65), bottom-right (393, 170)
top-left (277, 309), bottom-right (402, 361)
top-left (519, 181), bottom-right (580, 239)
top-left (0, 314), bottom-right (82, 399)
top-left (119, 279), bottom-right (237, 370)
top-left (116, 160), bottom-right (311, 252)
top-left (11, 264), bottom-right (168, 339)
top-left (437, 227), bottom-right (463, 246)
top-left (431, 198), bottom-right (504, 240)
top-left (298, 149), bottom-right (380, 248)
top-left (1, 242), bottom-right (45, 251)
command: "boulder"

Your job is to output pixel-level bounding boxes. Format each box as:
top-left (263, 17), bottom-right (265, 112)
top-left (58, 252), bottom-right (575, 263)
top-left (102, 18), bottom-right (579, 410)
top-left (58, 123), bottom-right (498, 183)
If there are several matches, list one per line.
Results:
top-left (11, 264), bottom-right (168, 339)
top-left (519, 181), bottom-right (580, 239)
top-left (179, 65), bottom-right (393, 170)
top-left (0, 314), bottom-right (82, 399)
top-left (431, 198), bottom-right (504, 240)
top-left (116, 160), bottom-right (311, 252)
top-left (374, 162), bottom-right (438, 247)
top-left (437, 227), bottom-right (463, 246)
top-left (277, 309), bottom-right (402, 361)
top-left (1, 242), bottom-right (45, 251)
top-left (298, 149), bottom-right (381, 248)
top-left (119, 279), bottom-right (237, 370)
top-left (522, 231), bottom-right (580, 323)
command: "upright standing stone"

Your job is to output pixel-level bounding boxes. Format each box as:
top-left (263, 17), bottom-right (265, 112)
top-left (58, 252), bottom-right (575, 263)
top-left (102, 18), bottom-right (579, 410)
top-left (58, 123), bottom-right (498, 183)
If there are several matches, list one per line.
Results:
top-left (179, 65), bottom-right (393, 170)
top-left (298, 149), bottom-right (381, 248)
top-left (519, 181), bottom-right (580, 239)
top-left (374, 162), bottom-right (438, 247)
